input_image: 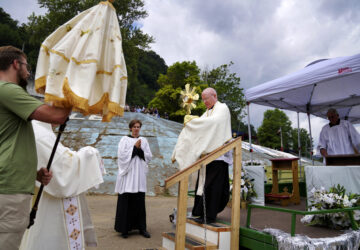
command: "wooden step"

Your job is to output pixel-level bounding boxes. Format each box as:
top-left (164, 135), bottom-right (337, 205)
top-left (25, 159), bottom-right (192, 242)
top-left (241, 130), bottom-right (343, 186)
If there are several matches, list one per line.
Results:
top-left (186, 218), bottom-right (231, 249)
top-left (142, 248), bottom-right (167, 250)
top-left (187, 218), bottom-right (231, 232)
top-left (162, 232), bottom-right (217, 250)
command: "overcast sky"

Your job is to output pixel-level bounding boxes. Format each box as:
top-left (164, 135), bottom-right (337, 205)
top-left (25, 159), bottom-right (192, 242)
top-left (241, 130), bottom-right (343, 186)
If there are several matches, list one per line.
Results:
top-left (2, 0), bottom-right (360, 153)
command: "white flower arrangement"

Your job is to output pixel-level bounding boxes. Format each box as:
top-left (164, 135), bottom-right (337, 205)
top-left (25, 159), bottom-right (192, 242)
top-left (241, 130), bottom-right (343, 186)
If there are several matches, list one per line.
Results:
top-left (301, 184), bottom-right (360, 229)
top-left (230, 169), bottom-right (257, 202)
top-left (242, 160), bottom-right (264, 166)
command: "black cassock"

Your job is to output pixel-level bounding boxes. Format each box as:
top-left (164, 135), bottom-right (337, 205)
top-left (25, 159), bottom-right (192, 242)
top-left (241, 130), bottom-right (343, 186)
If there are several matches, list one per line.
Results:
top-left (192, 160), bottom-right (230, 221)
top-left (114, 145), bottom-right (147, 234)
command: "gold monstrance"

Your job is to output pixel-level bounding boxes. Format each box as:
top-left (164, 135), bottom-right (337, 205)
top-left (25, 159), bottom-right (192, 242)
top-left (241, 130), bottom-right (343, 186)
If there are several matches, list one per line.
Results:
top-left (180, 84), bottom-right (199, 124)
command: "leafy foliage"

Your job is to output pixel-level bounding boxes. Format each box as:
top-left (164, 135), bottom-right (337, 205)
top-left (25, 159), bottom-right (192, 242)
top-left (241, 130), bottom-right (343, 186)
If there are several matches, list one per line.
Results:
top-left (149, 61), bottom-right (247, 127)
top-left (291, 128), bottom-right (313, 156)
top-left (148, 61), bottom-right (206, 121)
top-left (204, 62), bottom-right (246, 131)
top-left (257, 109), bottom-right (292, 150)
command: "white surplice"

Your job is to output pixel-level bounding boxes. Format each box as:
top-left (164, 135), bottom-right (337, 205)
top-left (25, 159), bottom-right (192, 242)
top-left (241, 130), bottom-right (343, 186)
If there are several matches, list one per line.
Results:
top-left (115, 136), bottom-right (152, 194)
top-left (171, 101), bottom-right (232, 195)
top-left (318, 119), bottom-right (360, 156)
top-left (20, 121), bottom-right (104, 250)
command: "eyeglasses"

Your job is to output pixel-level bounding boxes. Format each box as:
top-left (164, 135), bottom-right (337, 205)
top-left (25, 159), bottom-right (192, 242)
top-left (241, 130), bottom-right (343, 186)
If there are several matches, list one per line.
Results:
top-left (18, 61), bottom-right (31, 72)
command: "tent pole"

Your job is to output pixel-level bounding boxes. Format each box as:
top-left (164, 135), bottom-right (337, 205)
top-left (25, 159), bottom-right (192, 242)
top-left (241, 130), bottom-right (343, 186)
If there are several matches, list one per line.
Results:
top-left (307, 112), bottom-right (314, 165)
top-left (247, 102), bottom-right (253, 165)
top-left (297, 112), bottom-right (302, 179)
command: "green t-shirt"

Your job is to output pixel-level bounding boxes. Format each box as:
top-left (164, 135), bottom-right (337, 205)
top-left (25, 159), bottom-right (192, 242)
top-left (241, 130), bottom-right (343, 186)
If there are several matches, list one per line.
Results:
top-left (0, 81), bottom-right (43, 194)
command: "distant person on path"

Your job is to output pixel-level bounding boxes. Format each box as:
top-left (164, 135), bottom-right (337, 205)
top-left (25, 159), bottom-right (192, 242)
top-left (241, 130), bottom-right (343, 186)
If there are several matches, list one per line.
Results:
top-left (114, 119), bottom-right (152, 238)
top-left (172, 87), bottom-right (232, 224)
top-left (0, 45), bottom-right (71, 250)
top-left (318, 108), bottom-right (360, 158)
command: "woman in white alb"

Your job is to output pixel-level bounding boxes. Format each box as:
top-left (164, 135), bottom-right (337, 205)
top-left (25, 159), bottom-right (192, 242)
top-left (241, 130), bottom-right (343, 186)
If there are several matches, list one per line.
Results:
top-left (114, 119), bottom-right (152, 238)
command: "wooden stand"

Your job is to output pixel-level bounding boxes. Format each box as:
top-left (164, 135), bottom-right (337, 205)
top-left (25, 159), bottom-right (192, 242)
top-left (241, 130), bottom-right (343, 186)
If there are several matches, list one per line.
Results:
top-left (325, 154), bottom-right (360, 166)
top-left (265, 158), bottom-right (300, 206)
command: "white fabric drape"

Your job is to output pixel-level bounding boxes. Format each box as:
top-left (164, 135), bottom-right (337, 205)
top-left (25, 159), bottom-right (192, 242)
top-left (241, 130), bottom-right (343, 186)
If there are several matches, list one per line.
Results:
top-left (35, 1), bottom-right (127, 122)
top-left (20, 121), bottom-right (104, 250)
top-left (115, 136), bottom-right (152, 194)
top-left (32, 121), bottom-right (104, 197)
top-left (172, 101), bottom-right (232, 195)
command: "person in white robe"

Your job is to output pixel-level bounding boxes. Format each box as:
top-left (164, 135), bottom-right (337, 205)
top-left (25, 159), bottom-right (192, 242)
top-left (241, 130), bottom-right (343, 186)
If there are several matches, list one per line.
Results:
top-left (20, 120), bottom-right (104, 250)
top-left (114, 119), bottom-right (152, 238)
top-left (318, 108), bottom-right (360, 159)
top-left (172, 87), bottom-right (232, 224)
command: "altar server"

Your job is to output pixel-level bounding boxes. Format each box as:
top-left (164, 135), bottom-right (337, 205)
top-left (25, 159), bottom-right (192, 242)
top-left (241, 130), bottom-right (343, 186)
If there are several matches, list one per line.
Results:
top-left (318, 108), bottom-right (360, 158)
top-left (114, 119), bottom-right (152, 238)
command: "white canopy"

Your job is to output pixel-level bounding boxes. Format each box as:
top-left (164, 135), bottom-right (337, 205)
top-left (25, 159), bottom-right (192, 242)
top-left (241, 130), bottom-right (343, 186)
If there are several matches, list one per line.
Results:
top-left (245, 53), bottom-right (360, 123)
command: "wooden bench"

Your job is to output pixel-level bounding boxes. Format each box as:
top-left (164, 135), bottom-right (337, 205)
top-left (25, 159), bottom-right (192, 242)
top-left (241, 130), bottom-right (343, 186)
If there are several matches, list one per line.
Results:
top-left (266, 158), bottom-right (300, 206)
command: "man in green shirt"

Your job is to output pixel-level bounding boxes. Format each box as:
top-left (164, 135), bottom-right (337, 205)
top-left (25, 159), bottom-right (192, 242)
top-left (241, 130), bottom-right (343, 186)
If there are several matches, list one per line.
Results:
top-left (0, 46), bottom-right (71, 250)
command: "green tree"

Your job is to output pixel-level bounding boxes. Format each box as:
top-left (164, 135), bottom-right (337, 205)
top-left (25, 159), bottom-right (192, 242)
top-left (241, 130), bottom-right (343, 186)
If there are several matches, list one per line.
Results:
top-left (257, 109), bottom-right (292, 150)
top-left (205, 62), bottom-right (246, 130)
top-left (157, 61), bottom-right (201, 88)
top-left (0, 8), bottom-right (23, 50)
top-left (149, 61), bottom-right (249, 128)
top-left (148, 61), bottom-right (206, 121)
top-left (237, 122), bottom-right (257, 140)
top-left (291, 128), bottom-right (312, 157)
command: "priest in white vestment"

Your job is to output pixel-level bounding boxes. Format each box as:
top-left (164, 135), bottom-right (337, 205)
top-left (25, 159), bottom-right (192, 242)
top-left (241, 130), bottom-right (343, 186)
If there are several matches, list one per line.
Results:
top-left (318, 108), bottom-right (360, 159)
top-left (114, 119), bottom-right (152, 238)
top-left (172, 88), bottom-right (232, 224)
top-left (20, 120), bottom-right (104, 250)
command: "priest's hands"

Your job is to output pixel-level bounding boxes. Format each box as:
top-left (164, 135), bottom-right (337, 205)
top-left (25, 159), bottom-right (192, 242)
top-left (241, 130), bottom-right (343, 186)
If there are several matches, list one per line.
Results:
top-left (135, 139), bottom-right (142, 149)
top-left (36, 168), bottom-right (53, 185)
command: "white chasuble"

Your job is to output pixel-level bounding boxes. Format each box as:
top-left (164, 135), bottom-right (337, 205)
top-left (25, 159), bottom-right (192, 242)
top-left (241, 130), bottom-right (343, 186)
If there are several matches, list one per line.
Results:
top-left (115, 136), bottom-right (152, 194)
top-left (172, 101), bottom-right (232, 195)
top-left (20, 121), bottom-right (104, 250)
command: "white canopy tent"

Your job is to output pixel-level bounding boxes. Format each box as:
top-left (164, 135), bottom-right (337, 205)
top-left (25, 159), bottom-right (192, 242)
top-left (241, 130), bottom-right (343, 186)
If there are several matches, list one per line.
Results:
top-left (244, 53), bottom-right (360, 166)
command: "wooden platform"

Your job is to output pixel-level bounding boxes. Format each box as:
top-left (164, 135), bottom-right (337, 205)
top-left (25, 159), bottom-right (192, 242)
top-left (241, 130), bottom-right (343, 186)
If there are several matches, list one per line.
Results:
top-left (162, 231), bottom-right (218, 250)
top-left (218, 198), bottom-right (345, 239)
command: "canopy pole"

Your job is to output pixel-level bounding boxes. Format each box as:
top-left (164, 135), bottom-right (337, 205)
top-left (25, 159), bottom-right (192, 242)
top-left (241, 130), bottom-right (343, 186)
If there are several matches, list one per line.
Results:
top-left (297, 112), bottom-right (302, 180)
top-left (28, 118), bottom-right (69, 228)
top-left (247, 102), bottom-right (253, 165)
top-left (307, 112), bottom-right (314, 165)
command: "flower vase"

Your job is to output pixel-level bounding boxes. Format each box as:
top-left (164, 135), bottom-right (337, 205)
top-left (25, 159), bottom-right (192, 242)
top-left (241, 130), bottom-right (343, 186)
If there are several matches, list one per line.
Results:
top-left (241, 200), bottom-right (248, 209)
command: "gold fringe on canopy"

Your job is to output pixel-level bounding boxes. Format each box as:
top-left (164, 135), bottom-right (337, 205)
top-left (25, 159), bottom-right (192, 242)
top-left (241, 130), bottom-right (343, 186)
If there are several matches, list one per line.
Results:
top-left (34, 1), bottom-right (127, 122)
top-left (44, 78), bottom-right (124, 122)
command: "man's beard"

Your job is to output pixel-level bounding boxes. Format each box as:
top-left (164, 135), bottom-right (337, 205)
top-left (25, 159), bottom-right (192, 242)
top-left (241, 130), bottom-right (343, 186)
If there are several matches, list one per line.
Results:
top-left (19, 78), bottom-right (28, 91)
top-left (17, 70), bottom-right (28, 91)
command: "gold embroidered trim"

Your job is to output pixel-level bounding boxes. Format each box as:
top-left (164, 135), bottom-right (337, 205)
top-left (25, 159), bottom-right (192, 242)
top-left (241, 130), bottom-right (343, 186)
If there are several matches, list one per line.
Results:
top-left (44, 77), bottom-right (124, 122)
top-left (80, 30), bottom-right (91, 36)
top-left (96, 70), bottom-right (112, 75)
top-left (41, 45), bottom-right (50, 56)
top-left (41, 45), bottom-right (125, 76)
top-left (96, 65), bottom-right (128, 76)
top-left (71, 57), bottom-right (97, 65)
top-left (35, 75), bottom-right (47, 94)
top-left (49, 49), bottom-right (70, 62)
top-left (99, 1), bottom-right (115, 10)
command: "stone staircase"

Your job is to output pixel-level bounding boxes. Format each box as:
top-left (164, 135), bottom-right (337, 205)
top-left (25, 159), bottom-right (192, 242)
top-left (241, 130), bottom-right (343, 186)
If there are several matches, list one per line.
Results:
top-left (162, 218), bottom-right (231, 250)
